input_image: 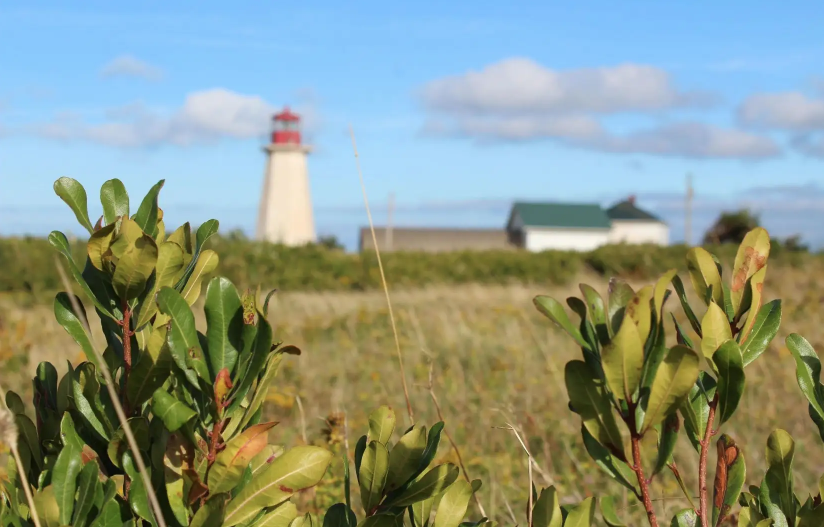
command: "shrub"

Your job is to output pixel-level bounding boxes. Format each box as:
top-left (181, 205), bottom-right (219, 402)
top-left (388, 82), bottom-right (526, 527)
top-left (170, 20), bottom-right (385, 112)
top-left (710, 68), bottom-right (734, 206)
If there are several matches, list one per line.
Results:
top-left (0, 178), bottom-right (490, 527)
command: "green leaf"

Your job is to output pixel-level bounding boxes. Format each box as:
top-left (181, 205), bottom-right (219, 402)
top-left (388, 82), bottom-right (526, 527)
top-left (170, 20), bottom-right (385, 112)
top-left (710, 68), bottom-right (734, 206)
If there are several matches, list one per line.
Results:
top-left (669, 508), bottom-right (698, 527)
top-left (54, 292), bottom-right (101, 371)
top-left (323, 504), bottom-right (356, 527)
top-left (580, 426), bottom-right (638, 495)
top-left (739, 266), bottom-right (768, 344)
top-left (32, 485), bottom-right (61, 527)
top-left (652, 413), bottom-right (680, 477)
top-left (641, 345), bottom-right (700, 433)
top-left (686, 247), bottom-right (724, 306)
top-left (711, 435), bottom-right (745, 527)
top-left (563, 497), bottom-right (595, 527)
top-left (368, 406), bottom-right (396, 446)
top-left (701, 301), bottom-right (732, 363)
top-left (175, 219), bottom-right (220, 291)
top-left (122, 451), bottom-right (153, 522)
top-left (127, 325), bottom-right (173, 407)
top-left (182, 249), bottom-right (220, 306)
top-left (360, 440), bottom-right (390, 514)
top-left (411, 498), bottom-right (434, 527)
top-left (579, 284), bottom-right (610, 345)
top-left (151, 389), bottom-right (197, 431)
top-left (565, 360), bottom-right (626, 461)
top-left (227, 310), bottom-right (275, 416)
top-left (671, 275), bottom-right (702, 337)
top-left (232, 350), bottom-right (287, 436)
top-left (223, 446), bottom-right (333, 527)
top-left (387, 425), bottom-right (427, 492)
top-left (132, 179), bottom-right (165, 238)
top-left (608, 278), bottom-right (635, 334)
top-left (625, 285), bottom-right (654, 345)
top-left (49, 231), bottom-right (117, 320)
top-left (112, 230), bottom-right (158, 301)
top-left (653, 269), bottom-right (677, 322)
top-left (257, 502), bottom-right (299, 527)
top-left (384, 464), bottom-right (459, 509)
top-left (72, 461), bottom-right (100, 527)
top-left (54, 176), bottom-right (94, 233)
top-left (156, 286), bottom-right (209, 386)
top-left (355, 435), bottom-right (368, 485)
top-left (87, 222), bottom-right (117, 272)
top-left (680, 373), bottom-right (717, 451)
top-left (713, 340), bottom-right (745, 427)
top-left (204, 276), bottom-right (243, 377)
top-left (100, 178), bottom-right (129, 225)
top-left (52, 414), bottom-right (84, 525)
top-left (730, 227), bottom-right (770, 314)
top-left (359, 514), bottom-right (401, 527)
top-left (741, 300), bottom-right (781, 367)
top-left (70, 364), bottom-right (110, 441)
top-left (533, 296), bottom-right (589, 349)
top-left (602, 315), bottom-right (644, 402)
top-left (764, 429), bottom-right (795, 522)
top-left (134, 240), bottom-right (186, 329)
top-left (786, 333), bottom-right (824, 442)
top-left (531, 486), bottom-right (562, 527)
top-left (599, 496), bottom-right (626, 527)
top-left (433, 479), bottom-right (473, 527)
top-left (209, 422), bottom-right (278, 494)
top-left (191, 494), bottom-right (227, 527)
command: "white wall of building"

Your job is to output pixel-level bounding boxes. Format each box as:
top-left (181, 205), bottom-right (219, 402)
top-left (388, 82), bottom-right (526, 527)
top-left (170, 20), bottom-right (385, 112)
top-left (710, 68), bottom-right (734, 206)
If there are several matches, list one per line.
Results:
top-left (256, 144), bottom-right (316, 245)
top-left (525, 228), bottom-right (611, 252)
top-left (608, 221), bottom-right (669, 245)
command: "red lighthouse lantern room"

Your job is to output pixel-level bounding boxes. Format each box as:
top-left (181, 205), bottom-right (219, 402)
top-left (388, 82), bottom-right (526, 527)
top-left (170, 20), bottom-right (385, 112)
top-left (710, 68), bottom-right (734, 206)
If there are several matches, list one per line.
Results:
top-left (271, 106), bottom-right (302, 145)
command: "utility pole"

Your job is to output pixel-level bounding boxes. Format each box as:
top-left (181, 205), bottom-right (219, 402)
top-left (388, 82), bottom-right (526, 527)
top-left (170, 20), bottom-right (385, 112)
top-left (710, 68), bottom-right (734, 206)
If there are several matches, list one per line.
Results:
top-left (685, 173), bottom-right (694, 246)
top-left (386, 192), bottom-right (395, 252)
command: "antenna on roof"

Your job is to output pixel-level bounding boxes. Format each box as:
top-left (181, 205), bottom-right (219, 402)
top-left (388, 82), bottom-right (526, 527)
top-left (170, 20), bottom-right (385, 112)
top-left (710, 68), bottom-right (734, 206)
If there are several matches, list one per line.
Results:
top-left (685, 173), bottom-right (694, 246)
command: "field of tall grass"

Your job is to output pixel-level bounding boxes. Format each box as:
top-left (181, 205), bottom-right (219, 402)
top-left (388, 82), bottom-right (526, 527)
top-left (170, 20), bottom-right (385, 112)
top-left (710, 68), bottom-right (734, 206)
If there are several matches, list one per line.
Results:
top-left (3, 259), bottom-right (824, 524)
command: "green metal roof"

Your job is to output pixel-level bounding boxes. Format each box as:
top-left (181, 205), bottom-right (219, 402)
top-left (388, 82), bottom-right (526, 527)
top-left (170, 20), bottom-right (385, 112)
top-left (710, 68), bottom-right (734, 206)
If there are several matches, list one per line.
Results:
top-left (510, 201), bottom-right (612, 229)
top-left (606, 200), bottom-right (663, 222)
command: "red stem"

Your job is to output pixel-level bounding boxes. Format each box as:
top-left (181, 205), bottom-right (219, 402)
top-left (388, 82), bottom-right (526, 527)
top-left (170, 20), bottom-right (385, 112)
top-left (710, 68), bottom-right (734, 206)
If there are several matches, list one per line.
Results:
top-left (698, 395), bottom-right (719, 527)
top-left (631, 434), bottom-right (659, 527)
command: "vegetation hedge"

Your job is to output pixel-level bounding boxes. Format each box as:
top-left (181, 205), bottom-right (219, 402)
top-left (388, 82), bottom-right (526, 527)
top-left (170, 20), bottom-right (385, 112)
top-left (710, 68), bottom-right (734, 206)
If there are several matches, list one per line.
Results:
top-left (0, 233), bottom-right (814, 295)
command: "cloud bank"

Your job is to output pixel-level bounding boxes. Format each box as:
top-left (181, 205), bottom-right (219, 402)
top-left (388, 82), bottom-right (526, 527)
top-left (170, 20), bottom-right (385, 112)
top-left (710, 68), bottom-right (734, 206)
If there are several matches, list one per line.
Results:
top-left (31, 89), bottom-right (293, 148)
top-left (420, 58), bottom-right (780, 160)
top-left (100, 55), bottom-right (164, 81)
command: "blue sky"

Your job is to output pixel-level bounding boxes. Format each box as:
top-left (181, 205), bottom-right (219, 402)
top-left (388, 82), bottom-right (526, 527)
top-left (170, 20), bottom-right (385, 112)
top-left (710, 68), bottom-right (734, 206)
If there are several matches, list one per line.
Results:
top-left (2, 1), bottom-right (824, 249)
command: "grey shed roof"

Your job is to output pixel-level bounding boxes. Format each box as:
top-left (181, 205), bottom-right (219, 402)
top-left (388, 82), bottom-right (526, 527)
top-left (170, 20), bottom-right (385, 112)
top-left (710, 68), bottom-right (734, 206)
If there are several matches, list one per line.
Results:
top-left (606, 199), bottom-right (664, 222)
top-left (509, 201), bottom-right (612, 229)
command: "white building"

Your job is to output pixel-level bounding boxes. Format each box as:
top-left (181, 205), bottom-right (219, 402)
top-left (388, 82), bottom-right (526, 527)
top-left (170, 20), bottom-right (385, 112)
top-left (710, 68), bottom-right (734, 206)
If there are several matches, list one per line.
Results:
top-left (505, 196), bottom-right (668, 252)
top-left (255, 107), bottom-right (316, 246)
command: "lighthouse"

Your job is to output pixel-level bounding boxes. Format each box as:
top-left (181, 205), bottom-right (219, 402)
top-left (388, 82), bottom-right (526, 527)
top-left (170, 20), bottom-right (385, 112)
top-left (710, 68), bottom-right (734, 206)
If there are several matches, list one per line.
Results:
top-left (255, 107), bottom-right (316, 245)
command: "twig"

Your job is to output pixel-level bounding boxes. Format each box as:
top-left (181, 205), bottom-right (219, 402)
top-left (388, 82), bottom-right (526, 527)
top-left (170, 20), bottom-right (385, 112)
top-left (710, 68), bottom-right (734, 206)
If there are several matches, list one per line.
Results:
top-left (0, 385), bottom-right (42, 527)
top-left (496, 423), bottom-right (533, 526)
top-left (349, 125), bottom-right (414, 426)
top-left (427, 364), bottom-right (487, 518)
top-left (55, 259), bottom-right (167, 527)
top-left (295, 395), bottom-right (308, 444)
top-left (631, 434), bottom-right (659, 527)
top-left (698, 394), bottom-right (719, 527)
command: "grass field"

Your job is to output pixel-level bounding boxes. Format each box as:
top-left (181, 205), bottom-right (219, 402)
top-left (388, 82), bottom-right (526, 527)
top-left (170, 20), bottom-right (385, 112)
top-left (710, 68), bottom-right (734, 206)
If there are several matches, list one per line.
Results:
top-left (3, 262), bottom-right (824, 524)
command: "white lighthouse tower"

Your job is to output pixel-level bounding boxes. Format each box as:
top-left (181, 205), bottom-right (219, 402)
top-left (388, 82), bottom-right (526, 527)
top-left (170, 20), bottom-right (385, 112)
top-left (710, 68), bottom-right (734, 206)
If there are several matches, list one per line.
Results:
top-left (255, 107), bottom-right (316, 245)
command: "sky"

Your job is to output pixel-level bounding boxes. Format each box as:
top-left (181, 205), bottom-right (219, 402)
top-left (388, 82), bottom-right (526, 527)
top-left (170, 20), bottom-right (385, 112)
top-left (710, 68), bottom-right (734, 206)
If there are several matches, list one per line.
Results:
top-left (2, 1), bottom-right (824, 249)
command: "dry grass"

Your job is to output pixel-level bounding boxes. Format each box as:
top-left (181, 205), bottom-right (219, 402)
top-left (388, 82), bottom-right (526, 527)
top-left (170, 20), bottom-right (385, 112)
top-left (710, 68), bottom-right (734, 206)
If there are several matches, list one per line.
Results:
top-left (2, 264), bottom-right (824, 524)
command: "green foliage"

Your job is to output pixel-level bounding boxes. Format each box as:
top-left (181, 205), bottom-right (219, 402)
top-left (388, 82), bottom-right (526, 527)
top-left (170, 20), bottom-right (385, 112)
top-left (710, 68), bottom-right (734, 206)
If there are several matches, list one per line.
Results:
top-left (321, 406), bottom-right (487, 527)
top-left (703, 209), bottom-right (761, 245)
top-left (0, 178), bottom-right (333, 527)
top-left (533, 227), bottom-right (783, 526)
top-left (3, 233), bottom-right (818, 299)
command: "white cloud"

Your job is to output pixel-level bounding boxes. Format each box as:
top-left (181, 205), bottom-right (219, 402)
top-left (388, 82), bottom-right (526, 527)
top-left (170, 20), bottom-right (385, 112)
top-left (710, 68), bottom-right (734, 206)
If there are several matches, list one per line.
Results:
top-left (737, 92), bottom-right (824, 131)
top-left (421, 58), bottom-right (714, 115)
top-left (100, 55), bottom-right (164, 81)
top-left (32, 89), bottom-right (282, 147)
top-left (419, 57), bottom-right (777, 160)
